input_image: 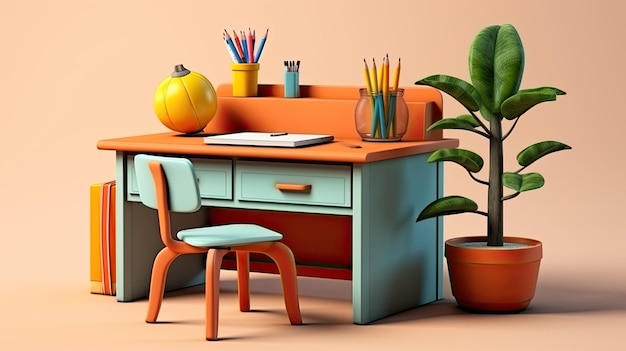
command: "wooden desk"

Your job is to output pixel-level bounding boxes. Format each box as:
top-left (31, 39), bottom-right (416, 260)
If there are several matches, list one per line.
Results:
top-left (97, 84), bottom-right (458, 324)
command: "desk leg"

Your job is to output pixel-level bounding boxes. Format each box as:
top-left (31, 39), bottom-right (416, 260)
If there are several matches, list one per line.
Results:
top-left (351, 154), bottom-right (443, 324)
top-left (115, 152), bottom-right (207, 302)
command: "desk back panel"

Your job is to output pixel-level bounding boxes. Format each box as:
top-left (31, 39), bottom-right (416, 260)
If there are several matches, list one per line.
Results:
top-left (209, 208), bottom-right (353, 280)
top-left (206, 84), bottom-right (443, 141)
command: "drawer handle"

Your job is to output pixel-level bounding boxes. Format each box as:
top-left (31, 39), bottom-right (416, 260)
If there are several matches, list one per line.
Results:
top-left (275, 183), bottom-right (312, 193)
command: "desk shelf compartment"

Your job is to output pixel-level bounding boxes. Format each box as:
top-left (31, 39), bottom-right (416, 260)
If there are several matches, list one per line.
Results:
top-left (126, 156), bottom-right (234, 202)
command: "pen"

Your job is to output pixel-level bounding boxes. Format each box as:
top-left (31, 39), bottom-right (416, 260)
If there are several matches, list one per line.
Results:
top-left (284, 60), bottom-right (300, 72)
top-left (270, 132), bottom-right (288, 136)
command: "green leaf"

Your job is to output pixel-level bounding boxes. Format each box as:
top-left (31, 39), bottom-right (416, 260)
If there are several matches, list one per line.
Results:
top-left (503, 172), bottom-right (545, 192)
top-left (456, 114), bottom-right (481, 127)
top-left (469, 24), bottom-right (524, 116)
top-left (427, 148), bottom-right (484, 173)
top-left (501, 87), bottom-right (567, 119)
top-left (427, 115), bottom-right (479, 132)
top-left (415, 74), bottom-right (481, 112)
top-left (517, 141), bottom-right (572, 167)
top-left (416, 196), bottom-right (479, 222)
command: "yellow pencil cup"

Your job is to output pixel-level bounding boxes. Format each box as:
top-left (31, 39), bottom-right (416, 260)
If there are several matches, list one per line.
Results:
top-left (231, 63), bottom-right (260, 97)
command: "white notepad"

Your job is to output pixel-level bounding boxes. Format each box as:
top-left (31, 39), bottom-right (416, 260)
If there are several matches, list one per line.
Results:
top-left (203, 132), bottom-right (334, 148)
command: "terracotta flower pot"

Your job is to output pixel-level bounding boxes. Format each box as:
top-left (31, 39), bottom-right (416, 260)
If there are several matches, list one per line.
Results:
top-left (445, 236), bottom-right (542, 313)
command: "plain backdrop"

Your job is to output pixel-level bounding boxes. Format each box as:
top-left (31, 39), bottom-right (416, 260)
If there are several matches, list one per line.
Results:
top-left (1, 0), bottom-right (624, 349)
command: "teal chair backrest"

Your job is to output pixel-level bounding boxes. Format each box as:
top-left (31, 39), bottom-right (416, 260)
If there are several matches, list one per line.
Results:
top-left (134, 154), bottom-right (202, 213)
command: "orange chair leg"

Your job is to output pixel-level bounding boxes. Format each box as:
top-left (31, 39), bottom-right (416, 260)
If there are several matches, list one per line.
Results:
top-left (236, 251), bottom-right (251, 312)
top-left (146, 247), bottom-right (180, 323)
top-left (263, 242), bottom-right (303, 325)
top-left (205, 248), bottom-right (229, 341)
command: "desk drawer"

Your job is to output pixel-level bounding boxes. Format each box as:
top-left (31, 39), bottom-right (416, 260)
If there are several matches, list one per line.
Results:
top-left (127, 157), bottom-right (233, 200)
top-left (236, 161), bottom-right (351, 207)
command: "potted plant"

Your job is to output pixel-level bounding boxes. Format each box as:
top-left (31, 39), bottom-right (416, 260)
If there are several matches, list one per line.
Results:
top-left (414, 24), bottom-right (570, 312)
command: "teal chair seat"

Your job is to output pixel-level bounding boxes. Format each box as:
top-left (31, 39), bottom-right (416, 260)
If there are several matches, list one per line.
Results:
top-left (177, 224), bottom-right (283, 247)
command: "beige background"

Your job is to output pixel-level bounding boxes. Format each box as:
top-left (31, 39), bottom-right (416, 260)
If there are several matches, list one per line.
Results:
top-left (1, 0), bottom-right (625, 349)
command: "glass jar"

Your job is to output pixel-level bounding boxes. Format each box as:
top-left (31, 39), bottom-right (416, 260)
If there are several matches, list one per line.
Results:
top-left (354, 88), bottom-right (408, 141)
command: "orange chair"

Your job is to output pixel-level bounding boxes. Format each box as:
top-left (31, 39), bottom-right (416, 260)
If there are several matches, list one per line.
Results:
top-left (133, 154), bottom-right (302, 340)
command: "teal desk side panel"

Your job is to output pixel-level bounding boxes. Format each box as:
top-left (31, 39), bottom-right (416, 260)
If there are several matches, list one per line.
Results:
top-left (352, 153), bottom-right (442, 324)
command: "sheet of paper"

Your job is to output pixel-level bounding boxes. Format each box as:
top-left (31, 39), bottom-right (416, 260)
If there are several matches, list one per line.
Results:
top-left (203, 132), bottom-right (334, 148)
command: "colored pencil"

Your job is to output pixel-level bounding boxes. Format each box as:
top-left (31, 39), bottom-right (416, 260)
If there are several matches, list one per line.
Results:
top-left (370, 58), bottom-right (379, 95)
top-left (388, 95), bottom-right (397, 136)
top-left (388, 57), bottom-right (401, 137)
top-left (392, 57), bottom-right (401, 91)
top-left (233, 30), bottom-right (244, 62)
top-left (363, 59), bottom-right (373, 95)
top-left (241, 31), bottom-right (249, 63)
top-left (370, 58), bottom-right (381, 137)
top-left (376, 93), bottom-right (387, 138)
top-left (255, 28), bottom-right (269, 63)
top-left (383, 54), bottom-right (389, 96)
top-left (382, 54), bottom-right (390, 136)
top-left (223, 30), bottom-right (242, 63)
top-left (377, 57), bottom-right (384, 94)
top-left (247, 28), bottom-right (255, 63)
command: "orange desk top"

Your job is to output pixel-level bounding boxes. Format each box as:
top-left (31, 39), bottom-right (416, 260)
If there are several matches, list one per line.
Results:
top-left (97, 132), bottom-right (459, 164)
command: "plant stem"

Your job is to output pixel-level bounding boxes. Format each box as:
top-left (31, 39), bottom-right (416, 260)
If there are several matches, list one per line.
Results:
top-left (470, 111), bottom-right (492, 137)
top-left (502, 116), bottom-right (521, 141)
top-left (502, 192), bottom-right (520, 201)
top-left (467, 170), bottom-right (489, 185)
top-left (487, 115), bottom-right (504, 246)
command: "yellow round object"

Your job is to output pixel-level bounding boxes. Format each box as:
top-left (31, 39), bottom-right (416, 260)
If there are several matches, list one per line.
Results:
top-left (153, 64), bottom-right (218, 134)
